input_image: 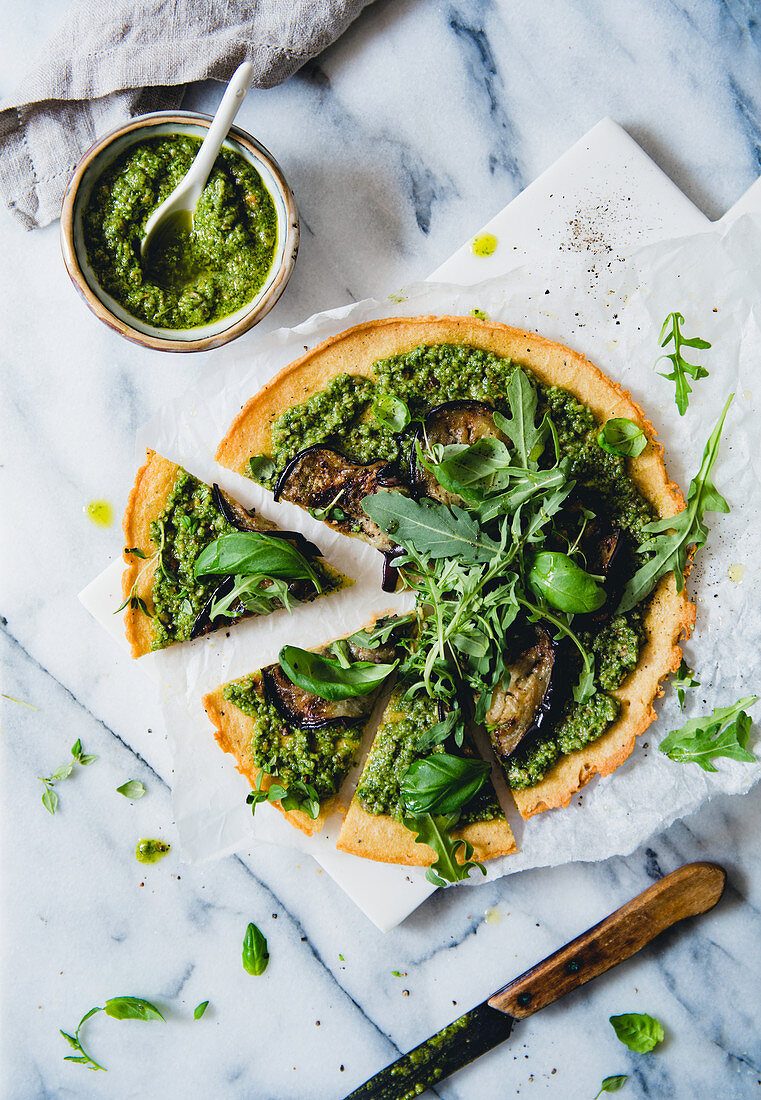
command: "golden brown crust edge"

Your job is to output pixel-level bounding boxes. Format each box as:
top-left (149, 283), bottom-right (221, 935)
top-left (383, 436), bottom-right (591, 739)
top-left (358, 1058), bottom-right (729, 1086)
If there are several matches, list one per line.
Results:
top-left (336, 802), bottom-right (517, 866)
top-left (121, 450), bottom-right (179, 659)
top-left (202, 683), bottom-right (331, 837)
top-left (215, 314), bottom-right (695, 823)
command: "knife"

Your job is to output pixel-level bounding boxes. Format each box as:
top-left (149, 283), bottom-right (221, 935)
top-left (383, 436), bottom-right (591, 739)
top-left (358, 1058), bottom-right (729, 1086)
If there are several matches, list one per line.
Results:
top-left (344, 861), bottom-right (726, 1100)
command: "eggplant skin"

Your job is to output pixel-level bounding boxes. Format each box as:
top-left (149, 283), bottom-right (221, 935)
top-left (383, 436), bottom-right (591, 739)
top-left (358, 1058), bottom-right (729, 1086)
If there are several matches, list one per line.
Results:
top-left (410, 400), bottom-right (501, 503)
top-left (485, 627), bottom-right (556, 761)
top-left (262, 657), bottom-right (380, 731)
top-left (274, 445), bottom-right (403, 550)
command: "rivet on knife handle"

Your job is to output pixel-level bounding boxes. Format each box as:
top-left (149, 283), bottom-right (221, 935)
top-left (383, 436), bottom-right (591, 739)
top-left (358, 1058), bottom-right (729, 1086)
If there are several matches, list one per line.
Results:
top-left (488, 861), bottom-right (726, 1019)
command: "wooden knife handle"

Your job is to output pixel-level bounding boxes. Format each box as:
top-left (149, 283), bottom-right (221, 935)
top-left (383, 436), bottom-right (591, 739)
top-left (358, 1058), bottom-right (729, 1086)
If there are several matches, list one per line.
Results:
top-left (488, 861), bottom-right (726, 1019)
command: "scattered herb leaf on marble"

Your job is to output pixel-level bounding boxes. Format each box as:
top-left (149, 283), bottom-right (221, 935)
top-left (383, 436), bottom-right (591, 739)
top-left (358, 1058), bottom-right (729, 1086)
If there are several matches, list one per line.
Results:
top-left (672, 659), bottom-right (700, 709)
top-left (656, 311), bottom-right (711, 415)
top-left (194, 1001), bottom-right (210, 1020)
top-left (117, 780), bottom-right (146, 799)
top-left (609, 1013), bottom-right (664, 1053)
top-left (41, 786), bottom-right (59, 815)
top-left (659, 697), bottom-right (758, 771)
top-left (61, 998), bottom-right (163, 1072)
top-left (618, 395), bottom-right (732, 613)
top-left (242, 922), bottom-right (269, 976)
top-left (39, 740), bottom-right (97, 813)
top-left (594, 1076), bottom-right (628, 1097)
top-left (597, 417), bottom-right (647, 458)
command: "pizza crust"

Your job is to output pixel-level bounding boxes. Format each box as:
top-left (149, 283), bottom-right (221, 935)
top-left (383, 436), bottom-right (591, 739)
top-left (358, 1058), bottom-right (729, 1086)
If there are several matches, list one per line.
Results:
top-left (337, 802), bottom-right (517, 866)
top-left (215, 314), bottom-right (694, 825)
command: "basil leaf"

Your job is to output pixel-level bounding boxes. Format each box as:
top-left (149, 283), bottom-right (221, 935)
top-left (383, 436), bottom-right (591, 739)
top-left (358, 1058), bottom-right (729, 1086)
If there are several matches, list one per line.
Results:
top-left (659, 698), bottom-right (757, 771)
top-left (116, 780), bottom-right (146, 799)
top-left (401, 753), bottom-right (490, 815)
top-left (657, 311), bottom-right (711, 415)
top-left (71, 738), bottom-right (82, 759)
top-left (278, 645), bottom-right (396, 701)
top-left (373, 394), bottom-right (411, 433)
top-left (402, 812), bottom-right (486, 886)
top-left (249, 455), bottom-right (276, 482)
top-left (103, 997), bottom-right (164, 1023)
top-left (618, 394), bottom-right (731, 613)
top-left (415, 708), bottom-right (464, 752)
top-left (492, 368), bottom-right (548, 468)
top-left (242, 922), bottom-right (269, 976)
top-left (50, 763), bottom-right (74, 782)
top-left (597, 418), bottom-right (647, 458)
top-left (527, 551), bottom-right (606, 614)
top-left (362, 492), bottom-right (499, 563)
top-left (609, 1013), bottom-right (664, 1053)
top-left (246, 776), bottom-right (321, 820)
top-left (194, 533), bottom-right (320, 591)
top-left (194, 1001), bottom-right (210, 1020)
top-left (596, 1076), bottom-right (628, 1097)
top-left (42, 787), bottom-right (58, 815)
top-left (347, 613), bottom-right (415, 650)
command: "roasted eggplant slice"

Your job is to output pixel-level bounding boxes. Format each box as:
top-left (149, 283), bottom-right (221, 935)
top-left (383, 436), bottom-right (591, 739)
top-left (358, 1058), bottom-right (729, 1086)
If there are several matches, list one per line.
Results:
top-left (485, 626), bottom-right (556, 761)
top-left (213, 483), bottom-right (322, 559)
top-left (274, 445), bottom-right (404, 550)
top-left (410, 400), bottom-right (501, 503)
top-left (262, 662), bottom-right (377, 731)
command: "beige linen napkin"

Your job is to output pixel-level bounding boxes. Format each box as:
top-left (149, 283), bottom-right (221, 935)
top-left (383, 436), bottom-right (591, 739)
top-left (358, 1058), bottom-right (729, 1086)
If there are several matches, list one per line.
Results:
top-left (0, 0), bottom-right (374, 229)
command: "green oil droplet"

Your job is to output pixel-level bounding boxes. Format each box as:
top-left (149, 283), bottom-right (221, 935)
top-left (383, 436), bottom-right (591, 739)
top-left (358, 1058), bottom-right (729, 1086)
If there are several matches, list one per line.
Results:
top-left (471, 308), bottom-right (490, 320)
top-left (472, 233), bottom-right (498, 257)
top-left (86, 500), bottom-right (113, 527)
top-left (135, 838), bottom-right (170, 864)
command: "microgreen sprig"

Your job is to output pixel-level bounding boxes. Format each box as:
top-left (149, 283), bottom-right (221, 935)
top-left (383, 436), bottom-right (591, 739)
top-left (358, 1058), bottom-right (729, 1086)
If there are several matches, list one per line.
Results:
top-left (39, 739), bottom-right (97, 814)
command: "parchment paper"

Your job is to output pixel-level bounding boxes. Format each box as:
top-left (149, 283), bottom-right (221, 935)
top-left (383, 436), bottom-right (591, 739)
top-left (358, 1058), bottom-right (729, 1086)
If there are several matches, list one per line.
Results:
top-left (91, 212), bottom-right (761, 886)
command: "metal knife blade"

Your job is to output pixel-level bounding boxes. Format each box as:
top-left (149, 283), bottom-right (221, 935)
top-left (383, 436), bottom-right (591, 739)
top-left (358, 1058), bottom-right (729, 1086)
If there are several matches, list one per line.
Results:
top-left (343, 1000), bottom-right (515, 1100)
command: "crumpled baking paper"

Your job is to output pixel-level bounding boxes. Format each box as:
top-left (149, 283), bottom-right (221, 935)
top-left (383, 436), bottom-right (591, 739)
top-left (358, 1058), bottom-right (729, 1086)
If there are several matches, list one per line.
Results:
top-left (114, 213), bottom-right (761, 887)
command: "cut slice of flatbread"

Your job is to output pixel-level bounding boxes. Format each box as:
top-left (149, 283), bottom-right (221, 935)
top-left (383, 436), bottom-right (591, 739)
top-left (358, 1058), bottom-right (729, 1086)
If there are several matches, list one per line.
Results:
top-left (215, 314), bottom-right (694, 820)
top-left (121, 451), bottom-right (349, 658)
top-left (202, 621), bottom-right (403, 836)
top-left (337, 686), bottom-right (517, 866)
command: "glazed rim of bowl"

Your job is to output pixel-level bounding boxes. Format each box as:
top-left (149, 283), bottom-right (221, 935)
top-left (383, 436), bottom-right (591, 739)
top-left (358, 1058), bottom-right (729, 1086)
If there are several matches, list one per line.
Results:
top-left (60, 112), bottom-right (299, 353)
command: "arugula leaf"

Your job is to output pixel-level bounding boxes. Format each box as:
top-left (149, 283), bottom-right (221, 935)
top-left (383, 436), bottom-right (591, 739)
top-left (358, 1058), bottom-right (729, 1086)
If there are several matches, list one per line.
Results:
top-left (657, 311), bottom-right (711, 415)
top-left (420, 436), bottom-right (512, 502)
top-left (415, 707), bottom-right (464, 752)
top-left (278, 645), bottom-right (397, 700)
top-left (609, 1013), bottom-right (664, 1053)
top-left (362, 492), bottom-right (499, 563)
top-left (194, 1000), bottom-right (210, 1020)
top-left (659, 697), bottom-right (757, 771)
top-left (400, 754), bottom-right (490, 815)
top-left (373, 394), bottom-right (411, 433)
top-left (246, 773), bottom-right (321, 820)
top-left (208, 574), bottom-right (297, 621)
top-left (116, 780), bottom-right (146, 799)
top-left (492, 368), bottom-right (548, 468)
top-left (347, 614), bottom-right (415, 650)
top-left (618, 395), bottom-right (732, 613)
top-left (594, 1076), bottom-right (628, 1097)
top-left (194, 532), bottom-right (321, 592)
top-left (60, 998), bottom-right (163, 1072)
top-left (527, 551), bottom-right (606, 614)
top-left (402, 812), bottom-right (487, 887)
top-left (597, 418), bottom-right (647, 458)
top-left (242, 922), bottom-right (269, 976)
top-left (673, 658), bottom-right (700, 709)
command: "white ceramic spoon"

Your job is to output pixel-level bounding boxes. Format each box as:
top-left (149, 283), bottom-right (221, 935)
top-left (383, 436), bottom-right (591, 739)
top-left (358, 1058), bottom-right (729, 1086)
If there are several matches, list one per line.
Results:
top-left (140, 59), bottom-right (254, 258)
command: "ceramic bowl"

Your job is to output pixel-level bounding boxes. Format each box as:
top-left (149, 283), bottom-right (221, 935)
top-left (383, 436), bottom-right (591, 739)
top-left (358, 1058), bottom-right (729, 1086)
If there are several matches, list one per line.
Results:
top-left (60, 112), bottom-right (299, 353)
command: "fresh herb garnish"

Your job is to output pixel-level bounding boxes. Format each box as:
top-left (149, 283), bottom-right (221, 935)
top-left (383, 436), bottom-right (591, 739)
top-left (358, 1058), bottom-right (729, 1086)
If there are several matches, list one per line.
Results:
top-left (116, 780), bottom-right (146, 799)
top-left (373, 394), bottom-right (411, 433)
top-left (363, 492), bottom-right (499, 563)
top-left (403, 812), bottom-right (487, 887)
top-left (278, 645), bottom-right (397, 701)
top-left (208, 574), bottom-right (298, 622)
top-left (346, 614), bottom-right (415, 650)
top-left (194, 532), bottom-right (322, 590)
top-left (242, 922), bottom-right (269, 976)
top-left (246, 772), bottom-right (321, 820)
top-left (618, 395), bottom-right (732, 613)
top-left (193, 1000), bottom-right (210, 1020)
top-left (61, 997), bottom-right (164, 1071)
top-left (249, 455), bottom-right (276, 482)
top-left (527, 551), bottom-right (606, 614)
top-left (594, 1076), bottom-right (628, 1097)
top-left (673, 658), bottom-right (700, 709)
top-left (39, 740), bottom-right (97, 814)
top-left (657, 312), bottom-right (711, 415)
top-left (400, 754), bottom-right (490, 816)
top-left (659, 697), bottom-right (757, 770)
top-left (597, 418), bottom-right (647, 458)
top-left (116, 521), bottom-right (169, 618)
top-left (609, 1013), bottom-right (664, 1053)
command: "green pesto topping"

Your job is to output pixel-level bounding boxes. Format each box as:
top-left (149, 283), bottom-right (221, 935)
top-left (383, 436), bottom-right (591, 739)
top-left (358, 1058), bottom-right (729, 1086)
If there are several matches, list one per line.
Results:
top-left (591, 611), bottom-right (645, 692)
top-left (149, 469), bottom-right (336, 650)
top-left (555, 691), bottom-right (620, 755)
top-left (222, 677), bottom-right (360, 799)
top-left (83, 136), bottom-right (277, 329)
top-left (355, 688), bottom-right (502, 824)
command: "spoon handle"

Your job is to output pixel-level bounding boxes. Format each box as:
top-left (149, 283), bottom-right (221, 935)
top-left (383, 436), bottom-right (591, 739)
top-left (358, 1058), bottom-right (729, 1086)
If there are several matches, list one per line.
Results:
top-left (186, 60), bottom-right (254, 197)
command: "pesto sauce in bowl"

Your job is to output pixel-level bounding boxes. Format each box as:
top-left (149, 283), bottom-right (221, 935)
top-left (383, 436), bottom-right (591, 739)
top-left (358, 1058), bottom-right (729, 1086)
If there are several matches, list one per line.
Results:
top-left (83, 135), bottom-right (277, 329)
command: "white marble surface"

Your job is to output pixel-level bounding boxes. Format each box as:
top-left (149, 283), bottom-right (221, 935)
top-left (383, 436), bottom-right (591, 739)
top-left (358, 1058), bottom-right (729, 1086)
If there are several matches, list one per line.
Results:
top-left (2, 2), bottom-right (761, 1098)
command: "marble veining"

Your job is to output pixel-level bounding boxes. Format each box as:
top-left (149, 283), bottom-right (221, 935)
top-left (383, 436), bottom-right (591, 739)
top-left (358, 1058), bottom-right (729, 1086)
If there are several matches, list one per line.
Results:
top-left (2, 0), bottom-right (761, 1097)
